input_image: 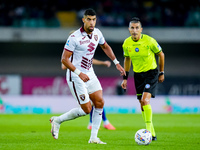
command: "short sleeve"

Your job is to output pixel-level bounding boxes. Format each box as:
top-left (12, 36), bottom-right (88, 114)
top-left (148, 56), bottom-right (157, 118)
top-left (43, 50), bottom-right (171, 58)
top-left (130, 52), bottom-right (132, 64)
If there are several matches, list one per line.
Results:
top-left (150, 38), bottom-right (162, 54)
top-left (122, 40), bottom-right (129, 57)
top-left (64, 35), bottom-right (76, 52)
top-left (97, 29), bottom-right (106, 45)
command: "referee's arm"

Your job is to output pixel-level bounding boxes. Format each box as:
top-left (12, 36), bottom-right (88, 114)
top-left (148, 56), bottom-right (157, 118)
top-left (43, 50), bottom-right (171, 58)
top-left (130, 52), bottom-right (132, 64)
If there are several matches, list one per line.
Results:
top-left (124, 56), bottom-right (132, 72)
top-left (121, 56), bottom-right (131, 90)
top-left (157, 51), bottom-right (165, 83)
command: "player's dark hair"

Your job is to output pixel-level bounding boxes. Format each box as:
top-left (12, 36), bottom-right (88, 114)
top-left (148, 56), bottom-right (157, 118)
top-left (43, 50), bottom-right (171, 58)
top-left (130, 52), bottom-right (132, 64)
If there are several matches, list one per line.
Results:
top-left (131, 17), bottom-right (140, 22)
top-left (130, 17), bottom-right (142, 27)
top-left (84, 8), bottom-right (96, 16)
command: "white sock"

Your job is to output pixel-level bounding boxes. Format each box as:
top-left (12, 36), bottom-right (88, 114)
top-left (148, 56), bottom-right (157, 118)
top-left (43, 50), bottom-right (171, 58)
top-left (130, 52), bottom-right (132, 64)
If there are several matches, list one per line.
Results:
top-left (103, 120), bottom-right (110, 125)
top-left (57, 107), bottom-right (87, 123)
top-left (90, 108), bottom-right (103, 139)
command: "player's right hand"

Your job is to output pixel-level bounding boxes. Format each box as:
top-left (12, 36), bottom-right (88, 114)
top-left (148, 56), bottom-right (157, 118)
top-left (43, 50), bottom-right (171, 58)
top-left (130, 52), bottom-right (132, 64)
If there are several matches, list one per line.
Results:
top-left (121, 80), bottom-right (127, 90)
top-left (79, 72), bottom-right (90, 82)
top-left (116, 64), bottom-right (126, 76)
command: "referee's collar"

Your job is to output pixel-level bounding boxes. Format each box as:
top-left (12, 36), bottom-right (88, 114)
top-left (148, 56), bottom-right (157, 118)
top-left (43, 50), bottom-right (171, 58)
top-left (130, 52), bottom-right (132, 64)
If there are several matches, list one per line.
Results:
top-left (131, 34), bottom-right (143, 42)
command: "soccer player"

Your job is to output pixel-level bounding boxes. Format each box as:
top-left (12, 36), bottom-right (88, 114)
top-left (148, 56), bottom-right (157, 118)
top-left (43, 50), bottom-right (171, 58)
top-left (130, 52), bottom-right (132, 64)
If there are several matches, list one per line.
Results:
top-left (50, 8), bottom-right (125, 144)
top-left (61, 30), bottom-right (116, 130)
top-left (121, 17), bottom-right (165, 141)
top-left (62, 59), bottom-right (116, 130)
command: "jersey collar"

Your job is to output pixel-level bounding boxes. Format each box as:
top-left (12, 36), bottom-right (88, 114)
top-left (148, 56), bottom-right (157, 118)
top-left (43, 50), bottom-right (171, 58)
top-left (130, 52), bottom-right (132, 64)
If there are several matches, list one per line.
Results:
top-left (80, 26), bottom-right (93, 39)
top-left (131, 34), bottom-right (143, 42)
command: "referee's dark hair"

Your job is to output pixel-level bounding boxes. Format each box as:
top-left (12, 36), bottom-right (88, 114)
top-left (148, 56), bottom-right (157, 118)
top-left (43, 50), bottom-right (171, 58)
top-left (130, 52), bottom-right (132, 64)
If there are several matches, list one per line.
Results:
top-left (130, 17), bottom-right (142, 27)
top-left (84, 8), bottom-right (96, 16)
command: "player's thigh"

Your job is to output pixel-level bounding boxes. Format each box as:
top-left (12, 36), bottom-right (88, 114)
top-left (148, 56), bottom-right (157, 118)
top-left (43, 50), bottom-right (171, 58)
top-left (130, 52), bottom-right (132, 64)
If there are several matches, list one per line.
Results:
top-left (67, 78), bottom-right (90, 105)
top-left (89, 90), bottom-right (104, 109)
top-left (87, 76), bottom-right (102, 94)
top-left (87, 76), bottom-right (104, 108)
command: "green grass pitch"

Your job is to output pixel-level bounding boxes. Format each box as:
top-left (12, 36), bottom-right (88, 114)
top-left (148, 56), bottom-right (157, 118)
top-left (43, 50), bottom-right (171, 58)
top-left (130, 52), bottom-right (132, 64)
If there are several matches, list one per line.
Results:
top-left (0, 114), bottom-right (199, 150)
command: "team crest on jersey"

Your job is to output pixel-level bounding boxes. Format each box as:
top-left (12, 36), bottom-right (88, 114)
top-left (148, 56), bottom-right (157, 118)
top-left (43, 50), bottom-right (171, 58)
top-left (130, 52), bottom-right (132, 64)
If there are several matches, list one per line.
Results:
top-left (135, 48), bottom-right (139, 52)
top-left (94, 35), bottom-right (98, 41)
top-left (79, 94), bottom-right (85, 101)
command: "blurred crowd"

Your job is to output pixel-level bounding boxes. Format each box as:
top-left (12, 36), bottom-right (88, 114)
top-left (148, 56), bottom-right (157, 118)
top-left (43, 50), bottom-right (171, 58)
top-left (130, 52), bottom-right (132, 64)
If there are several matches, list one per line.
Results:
top-left (0, 0), bottom-right (200, 27)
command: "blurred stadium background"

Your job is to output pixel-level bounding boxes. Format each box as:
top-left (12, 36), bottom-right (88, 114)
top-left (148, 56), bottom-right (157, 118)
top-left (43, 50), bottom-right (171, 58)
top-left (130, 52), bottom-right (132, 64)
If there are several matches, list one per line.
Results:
top-left (0, 0), bottom-right (200, 114)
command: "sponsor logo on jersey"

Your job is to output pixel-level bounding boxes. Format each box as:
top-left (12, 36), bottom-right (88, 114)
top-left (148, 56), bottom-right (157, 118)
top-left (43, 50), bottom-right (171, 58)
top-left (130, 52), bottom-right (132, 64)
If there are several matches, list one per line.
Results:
top-left (79, 94), bottom-right (85, 101)
top-left (87, 42), bottom-right (95, 52)
top-left (135, 48), bottom-right (139, 52)
top-left (81, 57), bottom-right (93, 70)
top-left (145, 84), bottom-right (150, 89)
top-left (80, 40), bottom-right (90, 45)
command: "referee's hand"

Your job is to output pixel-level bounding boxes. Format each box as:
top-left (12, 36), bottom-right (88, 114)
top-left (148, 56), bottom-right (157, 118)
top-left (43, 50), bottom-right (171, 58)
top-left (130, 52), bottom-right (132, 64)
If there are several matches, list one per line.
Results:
top-left (158, 74), bottom-right (164, 83)
top-left (121, 80), bottom-right (127, 91)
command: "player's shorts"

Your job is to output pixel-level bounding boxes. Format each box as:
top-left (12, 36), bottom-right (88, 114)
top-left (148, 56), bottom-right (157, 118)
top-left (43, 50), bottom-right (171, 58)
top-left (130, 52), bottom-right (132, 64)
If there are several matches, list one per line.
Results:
top-left (67, 75), bottom-right (102, 105)
top-left (134, 68), bottom-right (158, 100)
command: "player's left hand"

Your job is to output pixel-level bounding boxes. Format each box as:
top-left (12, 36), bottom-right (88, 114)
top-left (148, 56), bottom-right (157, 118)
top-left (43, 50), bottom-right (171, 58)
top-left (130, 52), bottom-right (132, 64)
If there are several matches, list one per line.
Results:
top-left (103, 61), bottom-right (111, 67)
top-left (116, 64), bottom-right (126, 76)
top-left (158, 74), bottom-right (164, 83)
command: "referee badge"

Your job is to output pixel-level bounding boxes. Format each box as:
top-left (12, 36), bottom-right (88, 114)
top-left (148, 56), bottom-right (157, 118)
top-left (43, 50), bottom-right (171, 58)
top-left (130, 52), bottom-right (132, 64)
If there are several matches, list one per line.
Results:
top-left (79, 94), bottom-right (85, 101)
top-left (145, 84), bottom-right (150, 89)
top-left (157, 44), bottom-right (161, 50)
top-left (135, 48), bottom-right (139, 52)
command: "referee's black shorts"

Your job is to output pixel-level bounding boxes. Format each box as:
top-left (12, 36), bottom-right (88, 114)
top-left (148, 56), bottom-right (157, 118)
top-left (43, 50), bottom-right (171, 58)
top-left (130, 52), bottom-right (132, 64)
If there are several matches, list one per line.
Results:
top-left (134, 68), bottom-right (158, 100)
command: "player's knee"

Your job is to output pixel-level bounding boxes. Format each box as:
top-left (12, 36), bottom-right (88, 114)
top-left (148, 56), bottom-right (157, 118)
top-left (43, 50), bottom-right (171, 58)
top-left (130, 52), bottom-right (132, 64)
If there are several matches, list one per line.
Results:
top-left (100, 99), bottom-right (104, 107)
top-left (83, 107), bottom-right (91, 114)
top-left (81, 103), bottom-right (92, 114)
top-left (141, 98), bottom-right (150, 105)
top-left (95, 98), bottom-right (104, 108)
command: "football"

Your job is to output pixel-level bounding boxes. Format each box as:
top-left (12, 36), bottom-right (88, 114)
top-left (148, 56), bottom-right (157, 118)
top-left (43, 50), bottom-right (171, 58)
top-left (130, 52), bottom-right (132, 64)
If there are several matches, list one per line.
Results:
top-left (135, 129), bottom-right (152, 145)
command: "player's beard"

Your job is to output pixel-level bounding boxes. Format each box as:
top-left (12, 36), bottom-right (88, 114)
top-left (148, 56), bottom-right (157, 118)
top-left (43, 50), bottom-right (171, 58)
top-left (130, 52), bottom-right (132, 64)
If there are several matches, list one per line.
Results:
top-left (87, 26), bottom-right (94, 33)
top-left (88, 28), bottom-right (94, 32)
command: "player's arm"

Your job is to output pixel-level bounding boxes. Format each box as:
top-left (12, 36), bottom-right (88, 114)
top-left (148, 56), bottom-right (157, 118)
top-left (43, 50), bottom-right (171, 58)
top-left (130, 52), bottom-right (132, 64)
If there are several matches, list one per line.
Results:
top-left (61, 63), bottom-right (67, 70)
top-left (93, 59), bottom-right (111, 67)
top-left (61, 50), bottom-right (90, 82)
top-left (121, 56), bottom-right (131, 90)
top-left (61, 59), bottom-right (111, 69)
top-left (157, 51), bottom-right (165, 83)
top-left (99, 42), bottom-right (125, 76)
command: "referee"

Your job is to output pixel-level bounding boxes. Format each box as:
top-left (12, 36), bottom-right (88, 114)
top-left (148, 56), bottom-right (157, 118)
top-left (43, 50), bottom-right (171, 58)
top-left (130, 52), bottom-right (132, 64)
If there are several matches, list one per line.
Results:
top-left (121, 17), bottom-right (165, 141)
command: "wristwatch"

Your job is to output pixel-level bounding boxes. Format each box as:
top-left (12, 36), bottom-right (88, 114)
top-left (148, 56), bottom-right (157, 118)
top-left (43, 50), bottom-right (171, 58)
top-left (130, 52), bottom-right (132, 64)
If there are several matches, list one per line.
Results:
top-left (159, 71), bottom-right (164, 76)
